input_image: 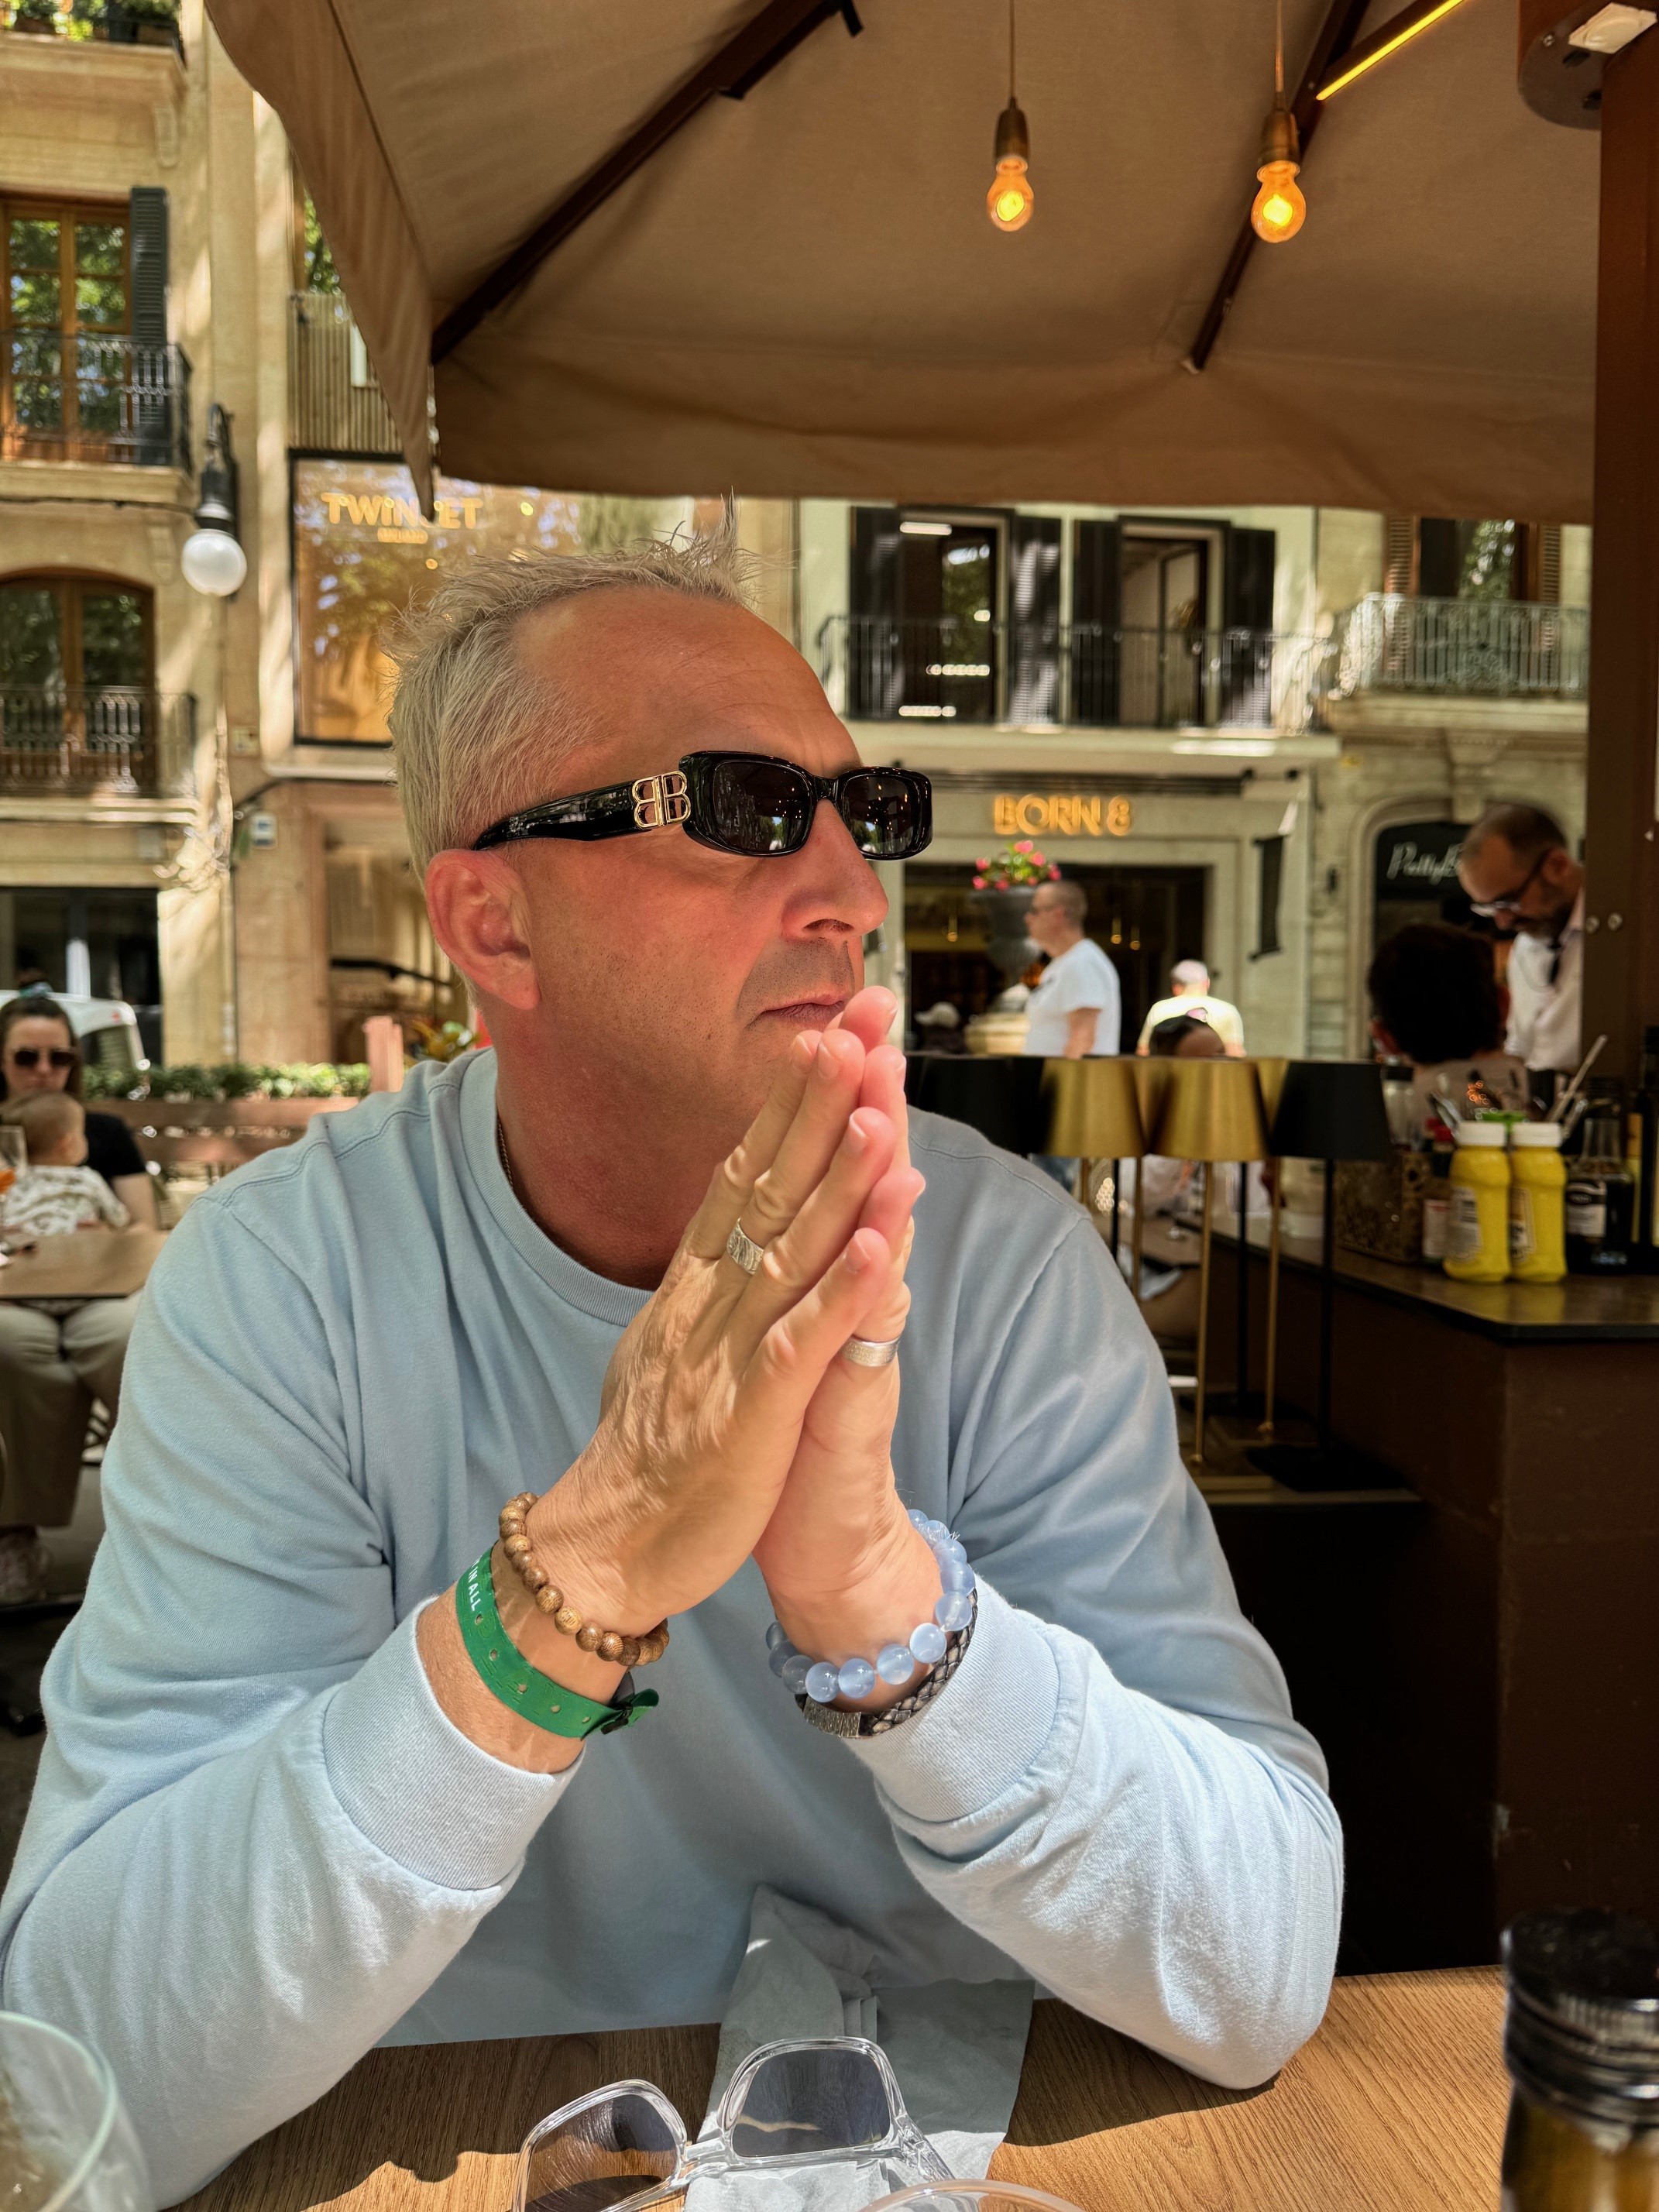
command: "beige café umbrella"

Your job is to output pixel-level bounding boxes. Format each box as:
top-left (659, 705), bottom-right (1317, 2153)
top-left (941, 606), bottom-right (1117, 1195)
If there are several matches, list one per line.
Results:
top-left (208, 0), bottom-right (1601, 520)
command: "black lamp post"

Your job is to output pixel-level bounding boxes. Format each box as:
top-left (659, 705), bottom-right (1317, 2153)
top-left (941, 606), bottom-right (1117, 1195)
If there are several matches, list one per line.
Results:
top-left (180, 404), bottom-right (246, 599)
top-left (1247, 1059), bottom-right (1393, 1492)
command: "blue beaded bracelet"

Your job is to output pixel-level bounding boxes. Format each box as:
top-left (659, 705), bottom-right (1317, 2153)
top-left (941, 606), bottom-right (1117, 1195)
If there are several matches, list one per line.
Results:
top-left (765, 1508), bottom-right (977, 1704)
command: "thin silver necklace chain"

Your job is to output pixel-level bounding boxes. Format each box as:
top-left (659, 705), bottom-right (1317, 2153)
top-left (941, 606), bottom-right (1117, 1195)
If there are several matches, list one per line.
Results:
top-left (496, 1117), bottom-right (517, 1197)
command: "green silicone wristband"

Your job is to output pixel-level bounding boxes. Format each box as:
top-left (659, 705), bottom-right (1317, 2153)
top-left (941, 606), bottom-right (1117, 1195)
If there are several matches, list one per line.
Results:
top-left (455, 1551), bottom-right (658, 1740)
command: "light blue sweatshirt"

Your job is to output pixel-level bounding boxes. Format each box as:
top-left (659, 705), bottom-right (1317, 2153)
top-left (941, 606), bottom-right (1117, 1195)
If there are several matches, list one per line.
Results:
top-left (0, 1053), bottom-right (1341, 2203)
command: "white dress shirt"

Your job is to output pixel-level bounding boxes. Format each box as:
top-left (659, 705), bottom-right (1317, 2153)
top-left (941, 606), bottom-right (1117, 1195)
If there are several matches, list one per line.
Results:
top-left (1504, 891), bottom-right (1584, 1075)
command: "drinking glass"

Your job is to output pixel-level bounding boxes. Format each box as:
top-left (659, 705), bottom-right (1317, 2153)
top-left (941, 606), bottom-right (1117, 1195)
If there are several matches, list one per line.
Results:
top-left (0, 1127), bottom-right (24, 1199)
top-left (0, 2014), bottom-right (151, 2212)
top-left (867, 2186), bottom-right (1087, 2212)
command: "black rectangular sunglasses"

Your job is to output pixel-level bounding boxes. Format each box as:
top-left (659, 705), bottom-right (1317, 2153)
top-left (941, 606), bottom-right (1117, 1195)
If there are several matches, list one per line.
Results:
top-left (472, 750), bottom-right (933, 862)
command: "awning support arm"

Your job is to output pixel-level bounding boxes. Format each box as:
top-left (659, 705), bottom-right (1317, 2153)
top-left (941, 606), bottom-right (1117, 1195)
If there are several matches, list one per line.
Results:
top-left (431, 0), bottom-right (864, 364)
top-left (1183, 0), bottom-right (1372, 373)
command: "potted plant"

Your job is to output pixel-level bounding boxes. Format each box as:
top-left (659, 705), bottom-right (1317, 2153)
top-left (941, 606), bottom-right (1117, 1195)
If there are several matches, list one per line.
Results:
top-left (9, 0), bottom-right (64, 36)
top-left (103, 0), bottom-right (177, 45)
top-left (969, 840), bottom-right (1061, 986)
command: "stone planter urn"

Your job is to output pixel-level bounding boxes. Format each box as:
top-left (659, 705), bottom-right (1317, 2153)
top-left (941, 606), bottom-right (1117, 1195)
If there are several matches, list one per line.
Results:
top-left (970, 884), bottom-right (1038, 988)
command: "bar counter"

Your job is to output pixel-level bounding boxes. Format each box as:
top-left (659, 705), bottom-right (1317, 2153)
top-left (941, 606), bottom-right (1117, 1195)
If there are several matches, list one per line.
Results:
top-left (1204, 1225), bottom-right (1659, 1971)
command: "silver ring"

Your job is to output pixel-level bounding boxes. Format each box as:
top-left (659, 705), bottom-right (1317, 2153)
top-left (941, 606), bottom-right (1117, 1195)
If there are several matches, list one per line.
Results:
top-left (843, 1335), bottom-right (902, 1368)
top-left (725, 1222), bottom-right (767, 1276)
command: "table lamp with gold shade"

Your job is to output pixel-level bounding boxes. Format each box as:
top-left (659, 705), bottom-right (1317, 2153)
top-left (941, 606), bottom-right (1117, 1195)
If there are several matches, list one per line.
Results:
top-left (1149, 1057), bottom-right (1269, 1467)
top-left (1041, 1059), bottom-right (1146, 1290)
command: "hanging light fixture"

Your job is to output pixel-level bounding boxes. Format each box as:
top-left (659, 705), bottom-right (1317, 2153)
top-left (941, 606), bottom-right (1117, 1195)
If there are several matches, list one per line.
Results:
top-left (1250, 0), bottom-right (1307, 244)
top-left (987, 0), bottom-right (1033, 232)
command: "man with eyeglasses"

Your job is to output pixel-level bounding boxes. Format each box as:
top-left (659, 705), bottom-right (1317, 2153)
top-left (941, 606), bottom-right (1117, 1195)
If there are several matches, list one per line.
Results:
top-left (0, 534), bottom-right (1340, 2202)
top-left (1456, 802), bottom-right (1585, 1077)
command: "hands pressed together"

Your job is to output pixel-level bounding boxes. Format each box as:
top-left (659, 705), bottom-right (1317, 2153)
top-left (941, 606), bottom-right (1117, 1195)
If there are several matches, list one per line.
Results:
top-left (423, 985), bottom-right (944, 1769)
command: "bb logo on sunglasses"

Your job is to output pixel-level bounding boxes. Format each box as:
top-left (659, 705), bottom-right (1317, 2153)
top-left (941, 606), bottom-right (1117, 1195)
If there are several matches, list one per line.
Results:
top-left (630, 772), bottom-right (692, 830)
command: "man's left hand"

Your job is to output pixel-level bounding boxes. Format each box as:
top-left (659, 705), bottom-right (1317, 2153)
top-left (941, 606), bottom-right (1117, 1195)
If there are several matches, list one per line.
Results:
top-left (752, 989), bottom-right (943, 1705)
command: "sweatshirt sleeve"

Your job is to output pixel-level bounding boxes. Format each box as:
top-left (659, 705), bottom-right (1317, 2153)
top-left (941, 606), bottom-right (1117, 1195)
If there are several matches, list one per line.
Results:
top-left (0, 1198), bottom-right (575, 2205)
top-left (847, 1205), bottom-right (1342, 2089)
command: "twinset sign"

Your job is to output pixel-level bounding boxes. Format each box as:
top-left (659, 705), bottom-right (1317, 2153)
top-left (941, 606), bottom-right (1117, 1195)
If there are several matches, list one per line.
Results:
top-left (318, 489), bottom-right (486, 544)
top-left (992, 792), bottom-right (1134, 839)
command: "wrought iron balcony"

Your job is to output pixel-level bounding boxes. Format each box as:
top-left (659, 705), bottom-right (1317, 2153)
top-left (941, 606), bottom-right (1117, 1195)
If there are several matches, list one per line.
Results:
top-left (817, 616), bottom-right (1322, 733)
top-left (287, 293), bottom-right (400, 456)
top-left (1, 331), bottom-right (190, 468)
top-left (1327, 594), bottom-right (1589, 701)
top-left (0, 688), bottom-right (194, 795)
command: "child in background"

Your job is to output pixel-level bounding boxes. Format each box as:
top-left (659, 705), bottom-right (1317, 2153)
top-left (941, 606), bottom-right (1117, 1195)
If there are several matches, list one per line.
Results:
top-left (0, 1095), bottom-right (130, 1238)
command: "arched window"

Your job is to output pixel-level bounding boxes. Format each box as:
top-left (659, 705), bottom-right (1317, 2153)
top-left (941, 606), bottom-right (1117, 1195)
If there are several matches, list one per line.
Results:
top-left (0, 572), bottom-right (155, 783)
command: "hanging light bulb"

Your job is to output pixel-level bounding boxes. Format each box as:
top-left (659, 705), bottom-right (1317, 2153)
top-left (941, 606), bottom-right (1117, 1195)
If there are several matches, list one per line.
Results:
top-left (1250, 0), bottom-right (1307, 245)
top-left (986, 0), bottom-right (1033, 232)
top-left (1251, 107), bottom-right (1307, 242)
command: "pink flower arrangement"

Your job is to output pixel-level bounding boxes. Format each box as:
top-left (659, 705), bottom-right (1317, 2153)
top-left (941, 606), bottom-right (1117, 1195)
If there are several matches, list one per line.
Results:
top-left (974, 841), bottom-right (1057, 890)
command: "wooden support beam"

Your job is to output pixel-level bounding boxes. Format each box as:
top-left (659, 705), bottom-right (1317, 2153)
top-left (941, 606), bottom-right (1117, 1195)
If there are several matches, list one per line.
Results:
top-left (431, 0), bottom-right (862, 365)
top-left (1185, 0), bottom-right (1373, 373)
top-left (1582, 22), bottom-right (1659, 1085)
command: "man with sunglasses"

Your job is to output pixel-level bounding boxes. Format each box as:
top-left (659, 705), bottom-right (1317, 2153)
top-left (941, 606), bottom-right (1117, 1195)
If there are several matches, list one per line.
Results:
top-left (1456, 801), bottom-right (1584, 1077)
top-left (1, 536), bottom-right (1340, 2203)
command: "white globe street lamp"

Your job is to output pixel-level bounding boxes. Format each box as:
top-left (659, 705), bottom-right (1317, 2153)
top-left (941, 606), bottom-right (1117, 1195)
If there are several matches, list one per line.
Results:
top-left (180, 527), bottom-right (247, 598)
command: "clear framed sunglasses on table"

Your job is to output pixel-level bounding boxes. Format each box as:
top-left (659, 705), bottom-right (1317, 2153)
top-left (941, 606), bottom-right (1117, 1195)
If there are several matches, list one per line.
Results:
top-left (472, 752), bottom-right (933, 863)
top-left (510, 2035), bottom-right (952, 2211)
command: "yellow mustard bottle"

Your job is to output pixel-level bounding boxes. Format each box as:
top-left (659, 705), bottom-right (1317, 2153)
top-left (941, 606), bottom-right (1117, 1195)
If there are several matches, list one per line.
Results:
top-left (1509, 1124), bottom-right (1567, 1285)
top-left (1444, 1122), bottom-right (1510, 1283)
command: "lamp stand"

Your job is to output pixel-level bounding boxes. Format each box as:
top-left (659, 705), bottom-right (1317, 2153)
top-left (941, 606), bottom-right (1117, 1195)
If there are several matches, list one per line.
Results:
top-left (1187, 1171), bottom-right (1215, 1468)
top-left (1259, 1176), bottom-right (1283, 1437)
top-left (1246, 1161), bottom-right (1394, 1492)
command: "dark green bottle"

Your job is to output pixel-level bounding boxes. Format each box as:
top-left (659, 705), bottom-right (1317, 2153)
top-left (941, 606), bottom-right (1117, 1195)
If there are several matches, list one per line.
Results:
top-left (1503, 1910), bottom-right (1659, 2211)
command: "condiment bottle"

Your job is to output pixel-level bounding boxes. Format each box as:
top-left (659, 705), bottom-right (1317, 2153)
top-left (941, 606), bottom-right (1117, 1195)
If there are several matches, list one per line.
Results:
top-left (1420, 1112), bottom-right (1455, 1269)
top-left (1510, 1124), bottom-right (1567, 1285)
top-left (1566, 1113), bottom-right (1636, 1275)
top-left (1444, 1121), bottom-right (1510, 1283)
top-left (1502, 1908), bottom-right (1659, 2211)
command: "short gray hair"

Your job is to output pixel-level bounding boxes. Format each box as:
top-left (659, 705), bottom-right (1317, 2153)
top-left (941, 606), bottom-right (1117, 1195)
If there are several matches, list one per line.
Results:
top-left (386, 521), bottom-right (754, 872)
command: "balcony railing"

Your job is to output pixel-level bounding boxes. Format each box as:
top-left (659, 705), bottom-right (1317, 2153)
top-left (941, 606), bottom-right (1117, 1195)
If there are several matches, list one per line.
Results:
top-left (287, 293), bottom-right (400, 456)
top-left (1, 331), bottom-right (190, 468)
top-left (1327, 594), bottom-right (1590, 701)
top-left (0, 688), bottom-right (194, 795)
top-left (818, 616), bottom-right (1324, 733)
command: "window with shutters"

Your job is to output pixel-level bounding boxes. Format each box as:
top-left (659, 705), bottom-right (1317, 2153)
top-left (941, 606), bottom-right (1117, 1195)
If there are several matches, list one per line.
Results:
top-left (2, 198), bottom-right (129, 459)
top-left (0, 194), bottom-right (180, 467)
top-left (1381, 517), bottom-right (1563, 603)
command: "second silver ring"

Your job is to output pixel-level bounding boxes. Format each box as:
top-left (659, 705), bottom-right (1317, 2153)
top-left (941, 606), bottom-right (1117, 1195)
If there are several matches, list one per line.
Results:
top-left (725, 1221), bottom-right (767, 1276)
top-left (843, 1334), bottom-right (902, 1368)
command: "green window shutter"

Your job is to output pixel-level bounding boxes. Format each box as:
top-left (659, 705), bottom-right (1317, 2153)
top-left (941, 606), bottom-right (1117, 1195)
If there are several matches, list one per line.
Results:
top-left (128, 187), bottom-right (168, 343)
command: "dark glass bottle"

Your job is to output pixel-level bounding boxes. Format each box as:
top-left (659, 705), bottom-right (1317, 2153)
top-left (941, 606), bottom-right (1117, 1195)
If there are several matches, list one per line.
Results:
top-left (1502, 1909), bottom-right (1659, 2211)
top-left (1565, 1115), bottom-right (1636, 1274)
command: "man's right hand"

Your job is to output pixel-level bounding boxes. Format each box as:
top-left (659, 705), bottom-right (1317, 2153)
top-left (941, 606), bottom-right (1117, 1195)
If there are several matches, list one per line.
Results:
top-left (419, 1006), bottom-right (921, 1768)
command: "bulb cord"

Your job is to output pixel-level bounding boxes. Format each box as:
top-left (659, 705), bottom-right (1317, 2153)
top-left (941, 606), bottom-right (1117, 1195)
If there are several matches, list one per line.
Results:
top-left (1274, 0), bottom-right (1286, 106)
top-left (1008, 0), bottom-right (1017, 99)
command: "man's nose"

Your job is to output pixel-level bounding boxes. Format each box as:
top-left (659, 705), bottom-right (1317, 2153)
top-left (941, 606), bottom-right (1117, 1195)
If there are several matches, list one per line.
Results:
top-left (788, 799), bottom-right (888, 934)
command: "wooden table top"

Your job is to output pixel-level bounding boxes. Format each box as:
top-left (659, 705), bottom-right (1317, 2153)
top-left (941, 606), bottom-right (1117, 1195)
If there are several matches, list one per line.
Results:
top-left (180, 1970), bottom-right (1506, 2212)
top-left (0, 1224), bottom-right (166, 1300)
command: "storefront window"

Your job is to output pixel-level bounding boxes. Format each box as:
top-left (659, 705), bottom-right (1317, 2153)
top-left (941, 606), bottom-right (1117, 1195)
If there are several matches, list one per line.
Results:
top-left (292, 461), bottom-right (601, 743)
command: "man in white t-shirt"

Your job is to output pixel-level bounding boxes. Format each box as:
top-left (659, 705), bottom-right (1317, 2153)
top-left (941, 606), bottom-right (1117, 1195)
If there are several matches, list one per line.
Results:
top-left (1135, 960), bottom-right (1245, 1055)
top-left (1023, 879), bottom-right (1121, 1058)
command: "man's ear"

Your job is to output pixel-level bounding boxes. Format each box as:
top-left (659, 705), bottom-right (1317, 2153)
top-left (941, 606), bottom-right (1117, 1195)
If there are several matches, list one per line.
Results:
top-left (424, 850), bottom-right (540, 1012)
top-left (1370, 1015), bottom-right (1401, 1058)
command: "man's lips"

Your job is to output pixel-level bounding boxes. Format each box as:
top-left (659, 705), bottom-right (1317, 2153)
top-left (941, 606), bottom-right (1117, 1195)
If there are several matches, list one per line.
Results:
top-left (757, 993), bottom-right (849, 1024)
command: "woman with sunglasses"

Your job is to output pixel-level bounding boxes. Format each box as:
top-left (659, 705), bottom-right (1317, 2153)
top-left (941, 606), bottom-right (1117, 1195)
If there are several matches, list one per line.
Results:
top-left (0, 995), bottom-right (156, 1603)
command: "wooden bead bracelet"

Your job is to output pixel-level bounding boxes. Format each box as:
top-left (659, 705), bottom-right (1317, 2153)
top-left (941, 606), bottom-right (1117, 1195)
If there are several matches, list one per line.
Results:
top-left (497, 1492), bottom-right (670, 1670)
